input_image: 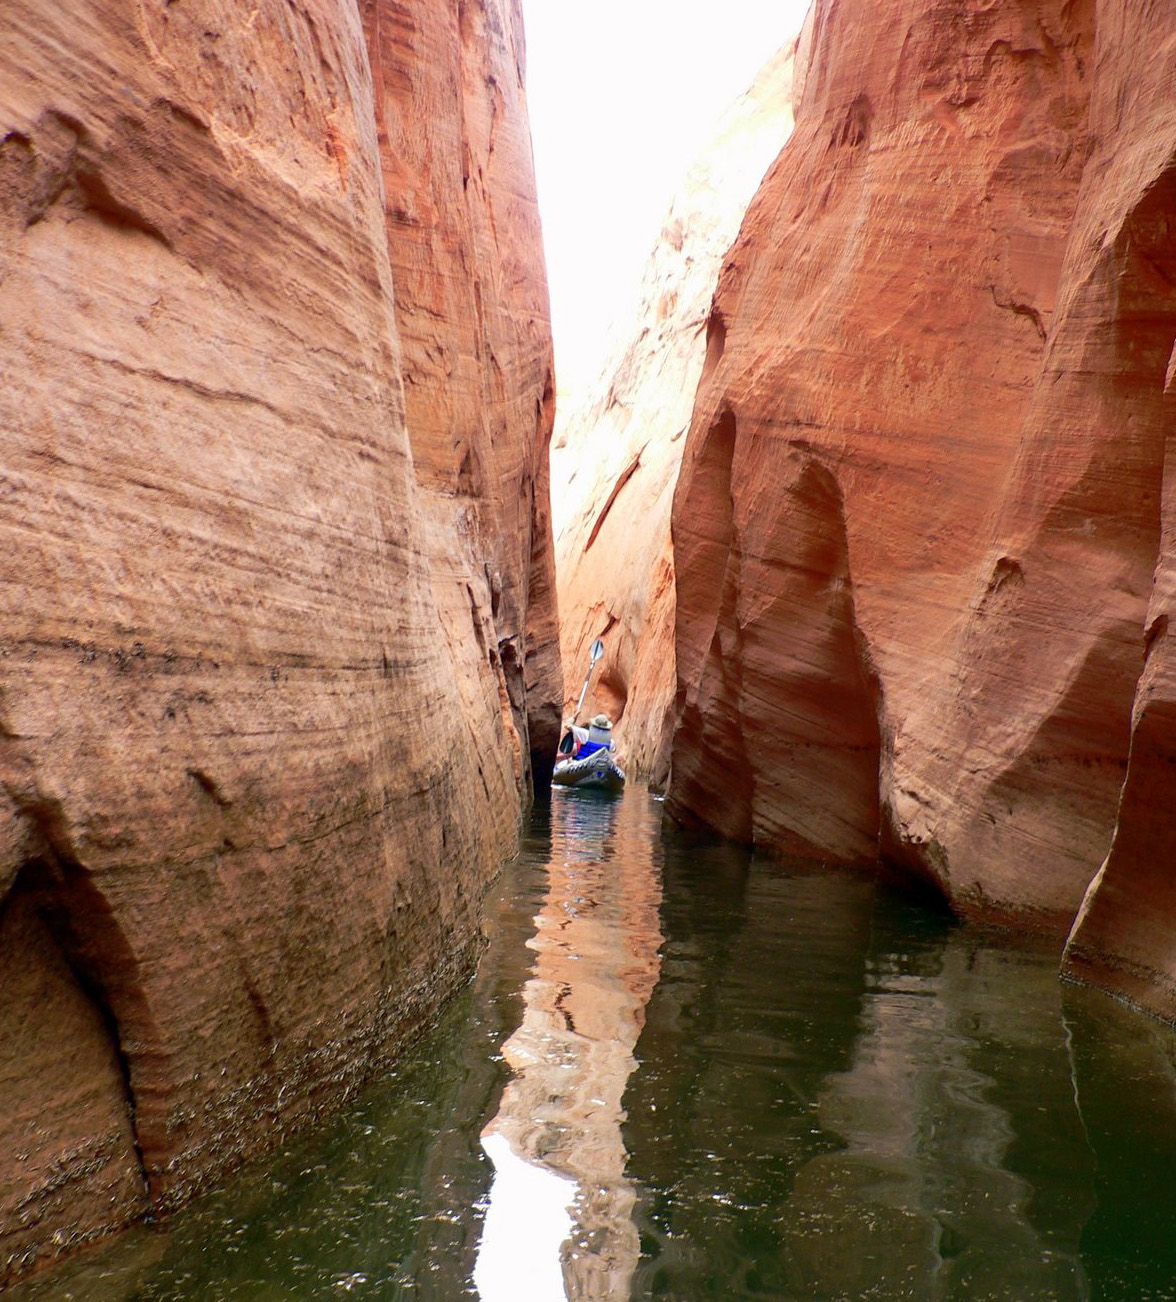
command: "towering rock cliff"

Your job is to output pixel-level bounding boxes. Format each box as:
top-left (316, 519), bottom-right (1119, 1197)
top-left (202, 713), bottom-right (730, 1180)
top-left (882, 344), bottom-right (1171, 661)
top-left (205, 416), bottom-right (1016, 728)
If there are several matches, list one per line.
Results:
top-left (1058, 7), bottom-right (1176, 1019)
top-left (670, 0), bottom-right (1176, 949)
top-left (552, 49), bottom-right (796, 783)
top-left (365, 0), bottom-right (562, 787)
top-left (0, 0), bottom-right (556, 1286)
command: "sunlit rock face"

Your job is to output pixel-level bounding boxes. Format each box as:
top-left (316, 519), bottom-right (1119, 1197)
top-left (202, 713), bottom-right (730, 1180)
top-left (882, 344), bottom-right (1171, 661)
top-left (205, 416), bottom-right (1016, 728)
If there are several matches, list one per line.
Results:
top-left (551, 49), bottom-right (796, 784)
top-left (671, 0), bottom-right (1176, 934)
top-left (0, 0), bottom-right (555, 1285)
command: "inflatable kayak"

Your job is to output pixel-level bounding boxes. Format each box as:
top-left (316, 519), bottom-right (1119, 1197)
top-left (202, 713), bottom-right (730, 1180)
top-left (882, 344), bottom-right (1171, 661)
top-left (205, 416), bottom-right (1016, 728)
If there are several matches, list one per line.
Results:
top-left (555, 648), bottom-right (624, 794)
top-left (552, 748), bottom-right (626, 794)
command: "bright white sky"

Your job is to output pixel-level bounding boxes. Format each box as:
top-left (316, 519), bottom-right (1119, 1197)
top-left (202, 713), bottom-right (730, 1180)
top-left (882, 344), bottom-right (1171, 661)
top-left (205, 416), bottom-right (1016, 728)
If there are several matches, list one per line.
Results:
top-left (521, 0), bottom-right (811, 403)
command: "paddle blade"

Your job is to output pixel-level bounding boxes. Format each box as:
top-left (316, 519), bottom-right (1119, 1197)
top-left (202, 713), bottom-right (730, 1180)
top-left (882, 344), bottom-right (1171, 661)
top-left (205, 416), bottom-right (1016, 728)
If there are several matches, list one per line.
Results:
top-left (590, 638), bottom-right (605, 665)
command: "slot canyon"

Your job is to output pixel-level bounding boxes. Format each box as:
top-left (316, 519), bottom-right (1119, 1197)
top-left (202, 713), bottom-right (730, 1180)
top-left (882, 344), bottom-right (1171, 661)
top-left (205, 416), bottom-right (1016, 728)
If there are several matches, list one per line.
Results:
top-left (2, 0), bottom-right (1176, 1295)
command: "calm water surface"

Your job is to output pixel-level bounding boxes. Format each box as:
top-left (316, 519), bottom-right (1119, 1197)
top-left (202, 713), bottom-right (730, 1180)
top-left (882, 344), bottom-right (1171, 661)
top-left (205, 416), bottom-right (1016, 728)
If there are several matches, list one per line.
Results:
top-left (21, 790), bottom-right (1176, 1301)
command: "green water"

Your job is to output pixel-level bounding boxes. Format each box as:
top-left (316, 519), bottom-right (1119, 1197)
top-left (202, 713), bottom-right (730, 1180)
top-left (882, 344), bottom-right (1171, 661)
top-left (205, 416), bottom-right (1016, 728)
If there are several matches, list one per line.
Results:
top-left (21, 790), bottom-right (1176, 1301)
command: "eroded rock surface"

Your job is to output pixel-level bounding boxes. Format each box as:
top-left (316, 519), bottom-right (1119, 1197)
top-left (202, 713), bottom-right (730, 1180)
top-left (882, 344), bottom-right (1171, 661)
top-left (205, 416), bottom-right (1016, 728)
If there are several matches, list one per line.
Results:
top-left (552, 50), bottom-right (795, 783)
top-left (365, 0), bottom-right (561, 788)
top-left (670, 0), bottom-right (1176, 941)
top-left (1060, 8), bottom-right (1176, 1016)
top-left (0, 0), bottom-right (556, 1284)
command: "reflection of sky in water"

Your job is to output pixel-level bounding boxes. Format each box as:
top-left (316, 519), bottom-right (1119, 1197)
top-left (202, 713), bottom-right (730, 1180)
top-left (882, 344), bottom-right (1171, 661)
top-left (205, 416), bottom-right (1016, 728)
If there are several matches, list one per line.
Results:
top-left (474, 1133), bottom-right (576, 1301)
top-left (474, 790), bottom-right (663, 1301)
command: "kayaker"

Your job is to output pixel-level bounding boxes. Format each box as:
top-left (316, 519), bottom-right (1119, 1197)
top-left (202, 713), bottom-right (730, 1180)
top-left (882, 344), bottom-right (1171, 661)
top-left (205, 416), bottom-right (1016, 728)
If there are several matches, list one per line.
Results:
top-left (577, 715), bottom-right (614, 759)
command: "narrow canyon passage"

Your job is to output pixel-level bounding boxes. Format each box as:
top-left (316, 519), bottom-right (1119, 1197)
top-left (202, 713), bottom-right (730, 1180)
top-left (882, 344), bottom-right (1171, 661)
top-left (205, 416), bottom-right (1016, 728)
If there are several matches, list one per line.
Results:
top-left (7, 0), bottom-right (1176, 1291)
top-left (17, 791), bottom-right (1176, 1301)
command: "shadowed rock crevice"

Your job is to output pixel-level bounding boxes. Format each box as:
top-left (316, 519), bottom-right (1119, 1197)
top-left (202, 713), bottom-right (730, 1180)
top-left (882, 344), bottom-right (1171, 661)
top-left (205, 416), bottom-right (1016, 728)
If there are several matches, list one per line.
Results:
top-left (593, 655), bottom-right (630, 727)
top-left (524, 368), bottom-right (563, 789)
top-left (1, 814), bottom-right (159, 1161)
top-left (699, 308), bottom-right (727, 389)
top-left (0, 856), bottom-right (151, 1286)
top-left (669, 409), bottom-right (753, 841)
top-left (12, 861), bottom-right (146, 1134)
top-left (671, 410), bottom-right (886, 864)
top-left (833, 93), bottom-right (873, 150)
top-left (736, 456), bottom-right (883, 865)
top-left (585, 450), bottom-right (643, 553)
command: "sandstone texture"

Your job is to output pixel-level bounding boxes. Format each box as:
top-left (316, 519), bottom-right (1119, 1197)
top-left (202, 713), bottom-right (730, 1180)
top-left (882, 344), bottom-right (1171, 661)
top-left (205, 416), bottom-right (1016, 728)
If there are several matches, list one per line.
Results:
top-left (669, 0), bottom-right (1176, 952)
top-left (1060, 9), bottom-right (1176, 1018)
top-left (551, 50), bottom-right (795, 783)
top-left (365, 0), bottom-right (562, 787)
top-left (0, 0), bottom-right (556, 1285)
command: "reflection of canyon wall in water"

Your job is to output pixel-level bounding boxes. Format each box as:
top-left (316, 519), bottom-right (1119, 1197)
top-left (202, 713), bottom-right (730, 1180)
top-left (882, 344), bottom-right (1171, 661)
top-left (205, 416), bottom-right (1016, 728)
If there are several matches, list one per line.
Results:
top-left (478, 795), bottom-right (663, 1300)
top-left (624, 847), bottom-right (1176, 1297)
top-left (1063, 984), bottom-right (1176, 1297)
top-left (782, 939), bottom-right (1092, 1299)
top-left (626, 858), bottom-right (877, 1296)
top-left (551, 46), bottom-right (797, 783)
top-left (665, 0), bottom-right (1176, 1002)
top-left (0, 0), bottom-right (557, 1284)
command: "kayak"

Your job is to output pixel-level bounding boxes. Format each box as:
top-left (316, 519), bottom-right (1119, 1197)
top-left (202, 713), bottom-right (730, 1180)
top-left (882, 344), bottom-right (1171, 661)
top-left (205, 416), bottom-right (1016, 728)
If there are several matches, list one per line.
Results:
top-left (551, 748), bottom-right (626, 794)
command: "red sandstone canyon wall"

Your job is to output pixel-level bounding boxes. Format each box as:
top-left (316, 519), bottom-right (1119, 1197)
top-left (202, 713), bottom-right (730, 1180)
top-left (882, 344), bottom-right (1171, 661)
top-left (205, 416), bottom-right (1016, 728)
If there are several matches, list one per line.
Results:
top-left (365, 0), bottom-right (561, 787)
top-left (0, 0), bottom-right (556, 1285)
top-left (669, 0), bottom-right (1176, 953)
top-left (552, 48), bottom-right (796, 785)
top-left (1057, 5), bottom-right (1176, 1018)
